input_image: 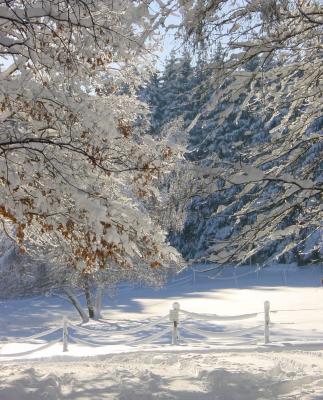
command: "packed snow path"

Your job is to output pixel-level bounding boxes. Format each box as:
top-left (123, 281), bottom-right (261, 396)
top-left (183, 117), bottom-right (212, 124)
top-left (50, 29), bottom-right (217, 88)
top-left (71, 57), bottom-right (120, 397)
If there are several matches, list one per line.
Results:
top-left (1, 348), bottom-right (323, 399)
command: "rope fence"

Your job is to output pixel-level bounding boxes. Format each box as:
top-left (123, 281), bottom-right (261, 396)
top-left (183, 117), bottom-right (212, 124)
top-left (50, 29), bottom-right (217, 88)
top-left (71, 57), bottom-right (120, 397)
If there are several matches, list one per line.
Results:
top-left (0, 300), bottom-right (321, 357)
top-left (167, 301), bottom-right (271, 345)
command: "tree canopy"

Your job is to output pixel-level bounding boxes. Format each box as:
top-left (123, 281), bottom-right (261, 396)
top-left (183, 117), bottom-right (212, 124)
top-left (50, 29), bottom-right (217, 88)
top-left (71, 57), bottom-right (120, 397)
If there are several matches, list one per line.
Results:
top-left (0, 0), bottom-right (181, 274)
top-left (0, 0), bottom-right (322, 284)
top-left (147, 0), bottom-right (323, 266)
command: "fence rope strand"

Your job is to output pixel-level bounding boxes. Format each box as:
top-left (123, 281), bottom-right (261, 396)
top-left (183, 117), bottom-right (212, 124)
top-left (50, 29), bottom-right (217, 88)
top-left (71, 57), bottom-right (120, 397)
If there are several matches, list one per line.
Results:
top-left (0, 338), bottom-right (61, 357)
top-left (0, 326), bottom-right (61, 344)
top-left (76, 315), bottom-right (169, 335)
top-left (181, 324), bottom-right (263, 338)
top-left (180, 309), bottom-right (259, 321)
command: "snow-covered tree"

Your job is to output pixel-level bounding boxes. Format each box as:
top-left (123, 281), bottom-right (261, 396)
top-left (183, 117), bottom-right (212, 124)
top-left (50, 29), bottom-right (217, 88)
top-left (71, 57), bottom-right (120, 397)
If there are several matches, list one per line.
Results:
top-left (0, 1), bottom-right (181, 275)
top-left (0, 228), bottom-right (175, 322)
top-left (174, 0), bottom-right (323, 265)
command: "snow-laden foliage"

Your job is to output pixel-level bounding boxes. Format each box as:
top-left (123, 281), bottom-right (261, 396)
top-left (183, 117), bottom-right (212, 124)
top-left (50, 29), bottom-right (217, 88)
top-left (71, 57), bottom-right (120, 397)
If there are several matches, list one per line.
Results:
top-left (1, 0), bottom-right (321, 280)
top-left (145, 0), bottom-right (322, 265)
top-left (0, 1), bottom-right (182, 275)
top-left (171, 0), bottom-right (323, 265)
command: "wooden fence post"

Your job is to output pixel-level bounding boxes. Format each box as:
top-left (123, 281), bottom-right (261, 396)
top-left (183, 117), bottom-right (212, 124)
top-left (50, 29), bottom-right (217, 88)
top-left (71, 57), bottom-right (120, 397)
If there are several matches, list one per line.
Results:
top-left (264, 301), bottom-right (270, 344)
top-left (63, 316), bottom-right (68, 352)
top-left (170, 302), bottom-right (180, 345)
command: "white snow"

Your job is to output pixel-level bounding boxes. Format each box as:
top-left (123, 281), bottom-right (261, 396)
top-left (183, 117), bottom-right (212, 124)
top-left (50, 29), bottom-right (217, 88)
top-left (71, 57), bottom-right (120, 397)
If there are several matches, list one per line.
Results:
top-left (1, 264), bottom-right (323, 399)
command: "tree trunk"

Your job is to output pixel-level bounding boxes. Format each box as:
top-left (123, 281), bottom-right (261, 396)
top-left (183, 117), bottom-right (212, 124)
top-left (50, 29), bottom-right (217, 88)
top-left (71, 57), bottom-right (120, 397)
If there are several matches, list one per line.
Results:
top-left (63, 287), bottom-right (89, 323)
top-left (94, 286), bottom-right (104, 319)
top-left (84, 279), bottom-right (95, 319)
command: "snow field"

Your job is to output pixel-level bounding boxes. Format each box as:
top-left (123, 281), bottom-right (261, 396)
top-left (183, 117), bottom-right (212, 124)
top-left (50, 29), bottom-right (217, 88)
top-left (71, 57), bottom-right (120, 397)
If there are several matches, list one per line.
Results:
top-left (0, 265), bottom-right (323, 399)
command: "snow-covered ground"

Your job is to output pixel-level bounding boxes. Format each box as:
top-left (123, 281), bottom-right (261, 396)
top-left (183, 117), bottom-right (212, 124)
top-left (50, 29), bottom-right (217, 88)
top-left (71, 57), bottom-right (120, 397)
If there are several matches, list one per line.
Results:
top-left (1, 264), bottom-right (323, 399)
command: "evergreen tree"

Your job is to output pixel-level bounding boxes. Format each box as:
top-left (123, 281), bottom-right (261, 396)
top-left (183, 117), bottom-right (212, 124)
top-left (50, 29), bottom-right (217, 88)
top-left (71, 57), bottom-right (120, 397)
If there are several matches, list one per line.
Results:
top-left (146, 46), bottom-right (322, 266)
top-left (146, 50), bottom-right (196, 137)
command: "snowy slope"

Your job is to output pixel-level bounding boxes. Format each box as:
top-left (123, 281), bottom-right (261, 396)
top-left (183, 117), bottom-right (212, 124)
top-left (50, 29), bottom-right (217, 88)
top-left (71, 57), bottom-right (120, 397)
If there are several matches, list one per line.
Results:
top-left (0, 265), bottom-right (323, 399)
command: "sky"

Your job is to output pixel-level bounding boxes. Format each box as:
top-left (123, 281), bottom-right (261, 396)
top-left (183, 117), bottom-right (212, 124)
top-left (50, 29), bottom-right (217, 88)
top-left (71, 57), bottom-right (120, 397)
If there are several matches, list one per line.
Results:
top-left (151, 3), bottom-right (183, 71)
